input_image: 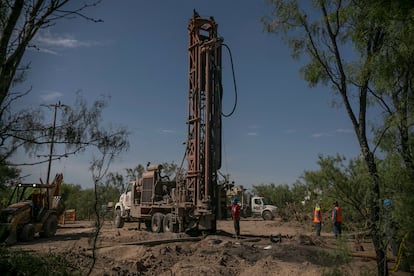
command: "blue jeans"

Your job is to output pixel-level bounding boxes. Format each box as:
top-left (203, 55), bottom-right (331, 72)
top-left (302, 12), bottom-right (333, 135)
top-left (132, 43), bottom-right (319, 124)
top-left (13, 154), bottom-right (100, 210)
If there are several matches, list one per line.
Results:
top-left (333, 222), bottom-right (342, 239)
top-left (315, 222), bottom-right (321, 236)
top-left (233, 219), bottom-right (240, 236)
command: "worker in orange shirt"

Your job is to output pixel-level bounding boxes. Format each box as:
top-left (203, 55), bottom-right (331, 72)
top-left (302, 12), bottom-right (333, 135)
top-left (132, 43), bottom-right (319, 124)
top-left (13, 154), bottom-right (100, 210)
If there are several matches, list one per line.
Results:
top-left (332, 201), bottom-right (343, 239)
top-left (313, 202), bottom-right (323, 236)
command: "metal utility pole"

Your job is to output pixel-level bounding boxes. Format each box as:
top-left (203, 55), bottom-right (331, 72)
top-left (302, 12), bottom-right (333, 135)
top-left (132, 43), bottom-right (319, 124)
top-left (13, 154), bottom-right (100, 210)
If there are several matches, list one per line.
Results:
top-left (45, 101), bottom-right (66, 184)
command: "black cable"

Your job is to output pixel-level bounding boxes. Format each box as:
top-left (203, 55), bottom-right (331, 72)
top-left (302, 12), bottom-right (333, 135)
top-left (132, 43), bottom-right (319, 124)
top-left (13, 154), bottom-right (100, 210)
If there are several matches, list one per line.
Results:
top-left (222, 43), bottom-right (238, 118)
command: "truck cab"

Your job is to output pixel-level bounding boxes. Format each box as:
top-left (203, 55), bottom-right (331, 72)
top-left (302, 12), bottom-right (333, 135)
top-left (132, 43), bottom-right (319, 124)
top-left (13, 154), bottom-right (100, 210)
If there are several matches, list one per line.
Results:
top-left (114, 182), bottom-right (133, 219)
top-left (250, 196), bottom-right (278, 220)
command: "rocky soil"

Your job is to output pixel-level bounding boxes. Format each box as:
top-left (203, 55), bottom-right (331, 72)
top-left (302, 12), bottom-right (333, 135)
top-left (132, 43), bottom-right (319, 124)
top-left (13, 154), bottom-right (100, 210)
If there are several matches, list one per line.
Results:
top-left (10, 218), bottom-right (395, 275)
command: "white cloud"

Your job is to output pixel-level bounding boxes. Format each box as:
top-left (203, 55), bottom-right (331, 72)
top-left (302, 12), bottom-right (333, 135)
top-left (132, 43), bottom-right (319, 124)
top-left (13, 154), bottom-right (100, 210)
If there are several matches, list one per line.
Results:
top-left (33, 30), bottom-right (102, 54)
top-left (335, 128), bottom-right (353, 133)
top-left (247, 132), bottom-right (258, 136)
top-left (248, 125), bottom-right (260, 129)
top-left (37, 47), bottom-right (60, 56)
top-left (40, 91), bottom-right (63, 102)
top-left (311, 132), bottom-right (332, 138)
top-left (160, 129), bottom-right (176, 134)
top-left (37, 33), bottom-right (92, 48)
top-left (311, 128), bottom-right (352, 138)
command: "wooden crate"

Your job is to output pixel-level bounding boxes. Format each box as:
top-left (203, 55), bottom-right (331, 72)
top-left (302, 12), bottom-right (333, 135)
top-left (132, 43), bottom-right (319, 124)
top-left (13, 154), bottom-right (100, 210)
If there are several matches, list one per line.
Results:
top-left (59, 209), bottom-right (76, 224)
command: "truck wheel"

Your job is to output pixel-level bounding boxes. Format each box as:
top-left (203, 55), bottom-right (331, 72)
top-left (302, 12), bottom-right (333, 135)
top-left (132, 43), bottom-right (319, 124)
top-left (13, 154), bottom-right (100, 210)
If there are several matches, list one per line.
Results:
top-left (262, 210), bottom-right (273, 221)
top-left (114, 213), bottom-right (124, 228)
top-left (144, 220), bottom-right (152, 230)
top-left (151, 212), bottom-right (164, 233)
top-left (163, 213), bottom-right (176, 233)
top-left (20, 224), bottom-right (35, 242)
top-left (40, 214), bottom-right (58, 238)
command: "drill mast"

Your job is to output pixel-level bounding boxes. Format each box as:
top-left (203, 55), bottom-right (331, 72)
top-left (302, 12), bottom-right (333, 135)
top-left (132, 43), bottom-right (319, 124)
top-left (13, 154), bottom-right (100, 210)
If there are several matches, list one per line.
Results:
top-left (185, 12), bottom-right (223, 227)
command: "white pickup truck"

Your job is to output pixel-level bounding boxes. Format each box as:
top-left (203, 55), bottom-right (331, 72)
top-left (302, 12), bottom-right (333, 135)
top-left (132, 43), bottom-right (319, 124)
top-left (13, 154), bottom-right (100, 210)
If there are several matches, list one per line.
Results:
top-left (240, 196), bottom-right (278, 220)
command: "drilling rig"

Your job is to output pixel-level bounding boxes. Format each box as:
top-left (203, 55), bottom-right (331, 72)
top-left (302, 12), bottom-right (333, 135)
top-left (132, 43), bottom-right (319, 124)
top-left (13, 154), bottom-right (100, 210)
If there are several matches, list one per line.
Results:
top-left (183, 10), bottom-right (223, 231)
top-left (114, 11), bottom-right (227, 233)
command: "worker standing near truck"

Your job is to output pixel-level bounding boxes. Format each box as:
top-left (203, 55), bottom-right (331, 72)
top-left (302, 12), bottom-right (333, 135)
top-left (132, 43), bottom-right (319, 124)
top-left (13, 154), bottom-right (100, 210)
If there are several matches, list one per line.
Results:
top-left (231, 198), bottom-right (241, 238)
top-left (313, 202), bottom-right (323, 236)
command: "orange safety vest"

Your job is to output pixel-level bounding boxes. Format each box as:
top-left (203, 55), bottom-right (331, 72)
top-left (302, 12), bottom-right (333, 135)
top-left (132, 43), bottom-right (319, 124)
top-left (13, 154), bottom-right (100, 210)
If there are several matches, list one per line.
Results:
top-left (313, 207), bottom-right (322, 223)
top-left (332, 206), bottom-right (343, 222)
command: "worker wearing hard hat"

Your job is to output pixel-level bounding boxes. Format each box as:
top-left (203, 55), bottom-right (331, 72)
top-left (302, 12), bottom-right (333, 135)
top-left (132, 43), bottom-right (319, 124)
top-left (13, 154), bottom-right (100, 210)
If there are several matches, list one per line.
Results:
top-left (313, 202), bottom-right (323, 236)
top-left (231, 198), bottom-right (241, 239)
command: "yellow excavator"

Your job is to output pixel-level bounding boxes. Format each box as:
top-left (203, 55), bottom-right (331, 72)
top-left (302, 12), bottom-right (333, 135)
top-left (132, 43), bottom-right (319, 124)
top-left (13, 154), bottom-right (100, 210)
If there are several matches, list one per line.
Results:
top-left (0, 173), bottom-right (63, 245)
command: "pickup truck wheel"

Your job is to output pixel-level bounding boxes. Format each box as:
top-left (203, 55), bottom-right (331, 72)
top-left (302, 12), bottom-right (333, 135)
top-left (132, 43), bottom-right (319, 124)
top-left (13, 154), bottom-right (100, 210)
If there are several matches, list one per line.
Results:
top-left (20, 224), bottom-right (35, 242)
top-left (163, 213), bottom-right (175, 233)
top-left (114, 214), bottom-right (124, 228)
top-left (40, 214), bottom-right (58, 238)
top-left (262, 210), bottom-right (273, 221)
top-left (151, 213), bottom-right (164, 233)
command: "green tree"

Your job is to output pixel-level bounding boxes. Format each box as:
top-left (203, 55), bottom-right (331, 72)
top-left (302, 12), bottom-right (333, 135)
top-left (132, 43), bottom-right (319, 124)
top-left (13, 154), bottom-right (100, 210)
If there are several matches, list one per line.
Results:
top-left (376, 155), bottom-right (413, 269)
top-left (301, 155), bottom-right (375, 232)
top-left (0, 0), bottom-right (101, 107)
top-left (105, 172), bottom-right (125, 195)
top-left (125, 164), bottom-right (145, 182)
top-left (303, 155), bottom-right (371, 223)
top-left (61, 183), bottom-right (117, 220)
top-left (61, 182), bottom-right (120, 220)
top-left (0, 3), bottom-right (129, 275)
top-left (366, 1), bottom-right (414, 269)
top-left (252, 183), bottom-right (292, 208)
top-left (161, 162), bottom-right (178, 179)
top-left (0, 160), bottom-right (18, 181)
top-left (0, 1), bottom-right (130, 189)
top-left (252, 183), bottom-right (299, 221)
top-left (60, 183), bottom-right (83, 212)
top-left (0, 160), bottom-right (19, 207)
top-left (261, 1), bottom-right (406, 274)
top-left (88, 130), bottom-right (129, 275)
top-left (4, 95), bottom-right (129, 168)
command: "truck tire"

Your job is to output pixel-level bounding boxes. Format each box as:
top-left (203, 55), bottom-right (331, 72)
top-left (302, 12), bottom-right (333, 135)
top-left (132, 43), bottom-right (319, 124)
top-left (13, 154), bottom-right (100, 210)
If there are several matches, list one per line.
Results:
top-left (40, 214), bottom-right (58, 238)
top-left (144, 220), bottom-right (152, 230)
top-left (114, 213), bottom-right (124, 228)
top-left (163, 213), bottom-right (176, 233)
top-left (20, 224), bottom-right (35, 242)
top-left (262, 210), bottom-right (273, 221)
top-left (151, 212), bottom-right (164, 233)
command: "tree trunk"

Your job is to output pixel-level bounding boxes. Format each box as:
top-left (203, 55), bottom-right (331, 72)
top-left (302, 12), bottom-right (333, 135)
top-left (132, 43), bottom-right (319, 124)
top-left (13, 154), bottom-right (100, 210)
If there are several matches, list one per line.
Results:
top-left (365, 151), bottom-right (388, 276)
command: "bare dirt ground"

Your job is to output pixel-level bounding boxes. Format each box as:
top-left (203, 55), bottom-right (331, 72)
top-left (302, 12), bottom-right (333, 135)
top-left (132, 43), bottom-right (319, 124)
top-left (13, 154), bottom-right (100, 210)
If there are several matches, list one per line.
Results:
top-left (11, 218), bottom-right (403, 275)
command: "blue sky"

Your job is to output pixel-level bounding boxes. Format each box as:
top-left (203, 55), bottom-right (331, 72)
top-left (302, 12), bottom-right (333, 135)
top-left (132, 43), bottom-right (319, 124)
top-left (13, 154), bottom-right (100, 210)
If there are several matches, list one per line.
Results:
top-left (13, 0), bottom-right (360, 189)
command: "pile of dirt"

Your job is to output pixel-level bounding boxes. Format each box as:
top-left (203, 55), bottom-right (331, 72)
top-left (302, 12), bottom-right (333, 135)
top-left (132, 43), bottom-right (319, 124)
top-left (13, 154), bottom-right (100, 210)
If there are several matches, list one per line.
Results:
top-left (11, 219), bottom-right (379, 275)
